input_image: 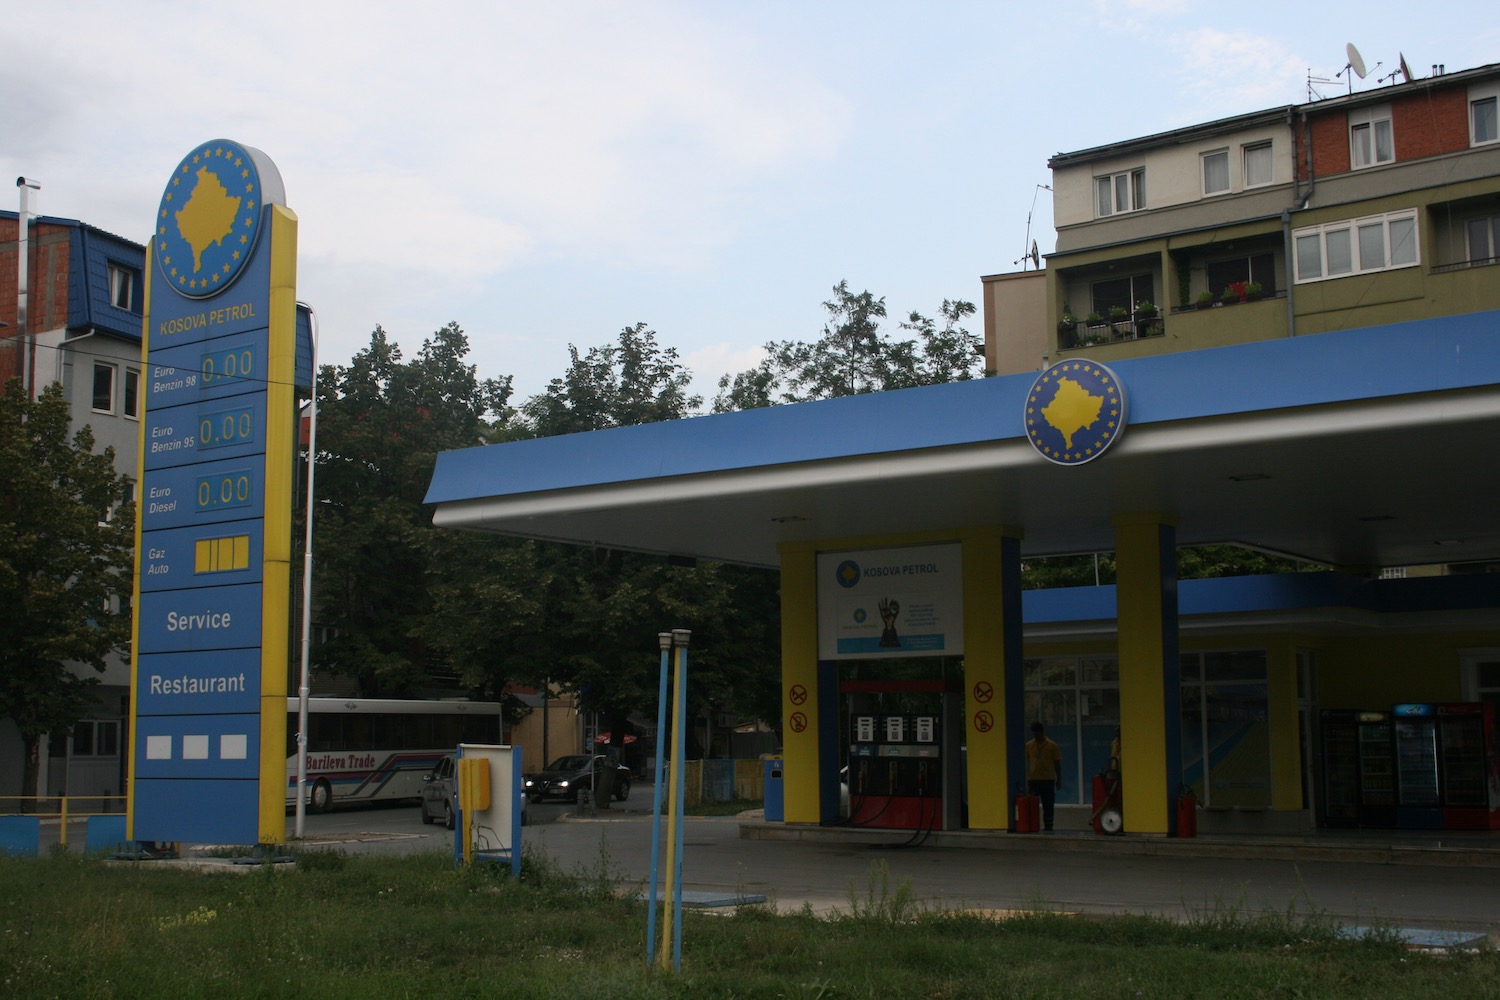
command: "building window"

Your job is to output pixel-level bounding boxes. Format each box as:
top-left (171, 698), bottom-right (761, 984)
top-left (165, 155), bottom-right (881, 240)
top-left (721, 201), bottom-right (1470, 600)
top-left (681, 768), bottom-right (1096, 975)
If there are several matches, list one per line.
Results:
top-left (1293, 210), bottom-right (1418, 282)
top-left (1243, 142), bottom-right (1273, 187)
top-left (1467, 215), bottom-right (1500, 266)
top-left (107, 263), bottom-right (138, 312)
top-left (71, 720), bottom-right (121, 757)
top-left (1350, 105), bottom-right (1393, 168)
top-left (1095, 168), bottom-right (1146, 217)
top-left (123, 368), bottom-right (140, 420)
top-left (1202, 149), bottom-right (1230, 195)
top-left (1090, 273), bottom-right (1154, 316)
top-left (1472, 83), bottom-right (1499, 146)
top-left (1205, 252), bottom-right (1276, 297)
top-left (92, 362), bottom-right (116, 413)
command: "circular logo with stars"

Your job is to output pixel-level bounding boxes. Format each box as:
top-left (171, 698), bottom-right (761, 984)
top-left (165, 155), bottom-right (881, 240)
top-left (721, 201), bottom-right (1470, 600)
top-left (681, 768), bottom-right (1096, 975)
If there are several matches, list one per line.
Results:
top-left (1024, 359), bottom-right (1128, 466)
top-left (155, 139), bottom-right (263, 299)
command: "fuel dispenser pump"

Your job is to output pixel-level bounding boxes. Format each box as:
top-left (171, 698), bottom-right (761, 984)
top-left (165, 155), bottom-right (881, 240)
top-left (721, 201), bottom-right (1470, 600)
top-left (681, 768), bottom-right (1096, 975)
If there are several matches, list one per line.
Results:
top-left (846, 712), bottom-right (943, 830)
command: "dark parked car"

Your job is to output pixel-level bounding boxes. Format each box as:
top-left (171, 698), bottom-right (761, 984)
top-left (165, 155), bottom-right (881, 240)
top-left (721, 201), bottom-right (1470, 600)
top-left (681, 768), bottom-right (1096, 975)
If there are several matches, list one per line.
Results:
top-left (420, 754), bottom-right (527, 828)
top-left (524, 754), bottom-right (632, 802)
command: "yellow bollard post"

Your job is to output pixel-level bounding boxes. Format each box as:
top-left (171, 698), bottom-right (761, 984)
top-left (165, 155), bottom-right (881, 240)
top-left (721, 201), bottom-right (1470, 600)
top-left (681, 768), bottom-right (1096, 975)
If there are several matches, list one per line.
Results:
top-left (657, 647), bottom-right (686, 971)
top-left (59, 796), bottom-right (69, 849)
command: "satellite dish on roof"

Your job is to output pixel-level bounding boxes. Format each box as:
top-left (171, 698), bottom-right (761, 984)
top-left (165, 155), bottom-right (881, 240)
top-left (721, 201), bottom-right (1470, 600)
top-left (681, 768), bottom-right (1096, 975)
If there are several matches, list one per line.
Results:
top-left (1030, 241), bottom-right (1040, 270)
top-left (1346, 43), bottom-right (1368, 79)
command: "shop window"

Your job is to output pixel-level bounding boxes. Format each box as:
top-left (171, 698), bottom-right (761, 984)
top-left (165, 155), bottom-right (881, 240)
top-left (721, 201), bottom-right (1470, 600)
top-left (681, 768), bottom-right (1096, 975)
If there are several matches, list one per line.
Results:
top-left (1180, 650), bottom-right (1270, 809)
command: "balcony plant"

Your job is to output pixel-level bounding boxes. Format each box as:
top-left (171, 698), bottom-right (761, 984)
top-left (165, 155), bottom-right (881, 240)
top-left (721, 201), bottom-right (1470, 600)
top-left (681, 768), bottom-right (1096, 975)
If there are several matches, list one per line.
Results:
top-left (1133, 300), bottom-right (1158, 319)
top-left (1244, 281), bottom-right (1264, 301)
top-left (1057, 309), bottom-right (1078, 340)
top-left (1196, 290), bottom-right (1217, 309)
top-left (1224, 281), bottom-right (1248, 303)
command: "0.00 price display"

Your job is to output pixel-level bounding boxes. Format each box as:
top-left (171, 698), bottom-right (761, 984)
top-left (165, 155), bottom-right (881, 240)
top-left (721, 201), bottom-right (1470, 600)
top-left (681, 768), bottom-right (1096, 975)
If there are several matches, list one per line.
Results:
top-left (200, 346), bottom-right (255, 386)
top-left (198, 408), bottom-right (256, 450)
top-left (196, 470), bottom-right (254, 512)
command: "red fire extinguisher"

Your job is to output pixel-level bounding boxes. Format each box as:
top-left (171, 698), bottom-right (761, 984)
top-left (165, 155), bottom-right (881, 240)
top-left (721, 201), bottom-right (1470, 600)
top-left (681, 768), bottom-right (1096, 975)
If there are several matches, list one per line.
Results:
top-left (1015, 783), bottom-right (1040, 834)
top-left (1175, 784), bottom-right (1198, 838)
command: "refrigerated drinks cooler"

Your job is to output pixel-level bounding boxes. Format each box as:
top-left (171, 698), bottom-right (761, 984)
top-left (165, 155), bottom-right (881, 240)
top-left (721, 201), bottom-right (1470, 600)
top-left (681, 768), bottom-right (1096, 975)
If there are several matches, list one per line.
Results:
top-left (1319, 710), bottom-right (1359, 827)
top-left (1320, 709), bottom-right (1396, 828)
top-left (1393, 703), bottom-right (1442, 829)
top-left (1438, 702), bottom-right (1500, 829)
top-left (1357, 711), bottom-right (1396, 828)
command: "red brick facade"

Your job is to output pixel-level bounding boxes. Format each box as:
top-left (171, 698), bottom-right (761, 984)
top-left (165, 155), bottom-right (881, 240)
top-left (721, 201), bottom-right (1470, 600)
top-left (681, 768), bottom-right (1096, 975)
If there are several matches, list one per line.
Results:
top-left (1300, 82), bottom-right (1474, 182)
top-left (0, 218), bottom-right (73, 387)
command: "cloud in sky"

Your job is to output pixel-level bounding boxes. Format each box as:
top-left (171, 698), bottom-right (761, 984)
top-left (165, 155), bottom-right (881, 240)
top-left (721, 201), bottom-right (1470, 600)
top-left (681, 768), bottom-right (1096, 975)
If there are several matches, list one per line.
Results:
top-left (4, 1), bottom-right (1497, 402)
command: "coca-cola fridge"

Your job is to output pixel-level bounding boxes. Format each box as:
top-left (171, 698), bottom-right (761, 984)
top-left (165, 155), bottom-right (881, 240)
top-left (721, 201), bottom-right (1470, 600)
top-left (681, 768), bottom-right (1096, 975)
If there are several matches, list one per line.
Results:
top-left (1438, 702), bottom-right (1500, 830)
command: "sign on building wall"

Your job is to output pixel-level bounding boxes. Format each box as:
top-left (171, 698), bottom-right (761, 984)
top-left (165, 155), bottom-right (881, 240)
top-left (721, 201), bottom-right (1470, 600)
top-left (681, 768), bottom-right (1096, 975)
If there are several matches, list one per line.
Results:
top-left (816, 544), bottom-right (963, 659)
top-left (129, 139), bottom-right (297, 845)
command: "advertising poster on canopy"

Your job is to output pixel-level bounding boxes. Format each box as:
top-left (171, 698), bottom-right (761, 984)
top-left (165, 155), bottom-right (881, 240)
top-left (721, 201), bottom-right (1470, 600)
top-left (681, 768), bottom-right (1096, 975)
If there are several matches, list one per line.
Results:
top-left (816, 544), bottom-right (963, 660)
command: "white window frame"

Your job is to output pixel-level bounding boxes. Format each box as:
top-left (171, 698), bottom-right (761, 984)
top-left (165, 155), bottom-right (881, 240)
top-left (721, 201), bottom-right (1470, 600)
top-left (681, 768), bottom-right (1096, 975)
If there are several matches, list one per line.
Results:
top-left (1293, 209), bottom-right (1419, 284)
top-left (1471, 82), bottom-right (1500, 146)
top-left (91, 361), bottom-right (117, 414)
top-left (1201, 149), bottom-right (1230, 196)
top-left (124, 367), bottom-right (140, 420)
top-left (1349, 104), bottom-right (1394, 169)
top-left (1243, 141), bottom-right (1274, 188)
top-left (107, 263), bottom-right (136, 312)
top-left (1095, 167), bottom-right (1146, 218)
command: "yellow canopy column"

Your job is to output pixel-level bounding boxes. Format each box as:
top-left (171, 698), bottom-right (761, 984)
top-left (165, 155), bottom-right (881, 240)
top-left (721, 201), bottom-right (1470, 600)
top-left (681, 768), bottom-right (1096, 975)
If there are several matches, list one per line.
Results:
top-left (1112, 514), bottom-right (1182, 836)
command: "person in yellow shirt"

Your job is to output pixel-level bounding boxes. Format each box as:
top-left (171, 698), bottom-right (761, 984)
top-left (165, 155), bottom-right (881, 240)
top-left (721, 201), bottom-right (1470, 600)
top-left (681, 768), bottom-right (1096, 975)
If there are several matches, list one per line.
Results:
top-left (1026, 721), bottom-right (1063, 832)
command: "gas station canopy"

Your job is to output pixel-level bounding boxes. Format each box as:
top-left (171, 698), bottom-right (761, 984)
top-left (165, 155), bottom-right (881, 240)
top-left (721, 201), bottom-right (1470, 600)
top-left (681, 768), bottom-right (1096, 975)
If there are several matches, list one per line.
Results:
top-left (426, 313), bottom-right (1500, 574)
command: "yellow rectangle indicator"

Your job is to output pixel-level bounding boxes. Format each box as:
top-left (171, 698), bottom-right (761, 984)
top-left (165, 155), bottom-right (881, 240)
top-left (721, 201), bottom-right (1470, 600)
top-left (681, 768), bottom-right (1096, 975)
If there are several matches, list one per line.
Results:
top-left (195, 534), bottom-right (251, 573)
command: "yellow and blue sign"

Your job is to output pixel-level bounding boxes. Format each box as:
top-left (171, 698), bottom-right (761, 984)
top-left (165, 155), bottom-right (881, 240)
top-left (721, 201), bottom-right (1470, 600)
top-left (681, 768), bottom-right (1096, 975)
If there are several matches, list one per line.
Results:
top-left (155, 141), bottom-right (266, 299)
top-left (129, 139), bottom-right (297, 846)
top-left (1025, 359), bottom-right (1127, 466)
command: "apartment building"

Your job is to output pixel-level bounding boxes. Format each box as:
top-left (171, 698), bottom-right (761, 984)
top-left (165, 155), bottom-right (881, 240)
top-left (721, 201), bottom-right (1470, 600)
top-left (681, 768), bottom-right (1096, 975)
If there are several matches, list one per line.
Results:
top-left (0, 210), bottom-right (146, 803)
top-left (1043, 61), bottom-right (1500, 359)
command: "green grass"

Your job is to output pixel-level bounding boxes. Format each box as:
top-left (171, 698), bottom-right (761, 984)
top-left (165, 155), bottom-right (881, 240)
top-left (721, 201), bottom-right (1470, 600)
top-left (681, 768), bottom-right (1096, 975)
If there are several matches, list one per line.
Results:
top-left (3, 848), bottom-right (1496, 999)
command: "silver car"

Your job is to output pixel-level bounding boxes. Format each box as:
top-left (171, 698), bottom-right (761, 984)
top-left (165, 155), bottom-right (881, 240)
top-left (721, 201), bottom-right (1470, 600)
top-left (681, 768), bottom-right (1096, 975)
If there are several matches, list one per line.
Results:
top-left (419, 755), bottom-right (527, 828)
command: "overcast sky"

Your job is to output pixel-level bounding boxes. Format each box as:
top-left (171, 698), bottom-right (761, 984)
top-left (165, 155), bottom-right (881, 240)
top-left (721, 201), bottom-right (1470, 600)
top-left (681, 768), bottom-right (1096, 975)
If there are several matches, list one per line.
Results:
top-left (5, 2), bottom-right (1496, 407)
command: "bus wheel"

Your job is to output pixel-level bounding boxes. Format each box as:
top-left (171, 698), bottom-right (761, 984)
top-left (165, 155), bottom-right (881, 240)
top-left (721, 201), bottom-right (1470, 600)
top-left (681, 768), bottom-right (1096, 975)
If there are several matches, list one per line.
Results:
top-left (310, 778), bottom-right (333, 814)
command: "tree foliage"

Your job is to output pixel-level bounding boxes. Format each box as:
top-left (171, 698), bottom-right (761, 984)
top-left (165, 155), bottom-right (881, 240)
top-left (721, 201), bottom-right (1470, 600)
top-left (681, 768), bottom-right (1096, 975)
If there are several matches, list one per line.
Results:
top-left (714, 281), bottom-right (983, 411)
top-left (0, 381), bottom-right (134, 798)
top-left (311, 324), bottom-right (512, 697)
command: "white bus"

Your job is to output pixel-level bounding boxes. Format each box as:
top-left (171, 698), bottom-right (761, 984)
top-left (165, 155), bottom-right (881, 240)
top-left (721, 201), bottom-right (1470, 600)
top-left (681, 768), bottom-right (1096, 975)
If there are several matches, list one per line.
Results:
top-left (285, 697), bottom-right (505, 812)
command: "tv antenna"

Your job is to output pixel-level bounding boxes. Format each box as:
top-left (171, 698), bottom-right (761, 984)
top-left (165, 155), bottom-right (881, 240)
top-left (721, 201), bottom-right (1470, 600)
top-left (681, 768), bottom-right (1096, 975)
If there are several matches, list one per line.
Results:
top-left (1015, 184), bottom-right (1051, 270)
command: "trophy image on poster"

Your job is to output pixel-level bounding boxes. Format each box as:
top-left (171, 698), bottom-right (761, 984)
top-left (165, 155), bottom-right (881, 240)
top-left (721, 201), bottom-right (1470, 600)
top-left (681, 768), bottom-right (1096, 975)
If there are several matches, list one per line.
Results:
top-left (878, 598), bottom-right (901, 648)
